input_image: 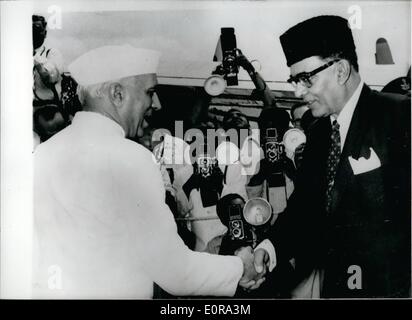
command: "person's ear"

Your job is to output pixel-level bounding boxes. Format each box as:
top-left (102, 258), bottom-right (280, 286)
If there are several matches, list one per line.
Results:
top-left (108, 82), bottom-right (125, 108)
top-left (336, 59), bottom-right (351, 85)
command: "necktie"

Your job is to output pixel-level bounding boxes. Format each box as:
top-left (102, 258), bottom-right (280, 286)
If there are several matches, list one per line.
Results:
top-left (325, 120), bottom-right (341, 213)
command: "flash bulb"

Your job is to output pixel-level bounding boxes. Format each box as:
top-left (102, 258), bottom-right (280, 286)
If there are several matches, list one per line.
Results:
top-left (204, 75), bottom-right (226, 96)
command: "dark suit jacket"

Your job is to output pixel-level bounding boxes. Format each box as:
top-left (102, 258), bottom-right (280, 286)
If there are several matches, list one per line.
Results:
top-left (269, 85), bottom-right (411, 298)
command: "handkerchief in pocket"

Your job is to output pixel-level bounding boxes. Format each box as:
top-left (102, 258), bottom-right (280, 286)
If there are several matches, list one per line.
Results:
top-left (348, 147), bottom-right (381, 175)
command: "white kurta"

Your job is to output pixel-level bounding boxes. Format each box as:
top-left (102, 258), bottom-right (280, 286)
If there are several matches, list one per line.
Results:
top-left (32, 111), bottom-right (243, 299)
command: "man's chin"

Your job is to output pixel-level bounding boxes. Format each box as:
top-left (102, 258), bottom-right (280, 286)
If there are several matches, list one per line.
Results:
top-left (310, 105), bottom-right (326, 118)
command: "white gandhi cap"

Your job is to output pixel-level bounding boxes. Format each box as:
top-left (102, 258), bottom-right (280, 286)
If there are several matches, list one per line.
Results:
top-left (68, 45), bottom-right (161, 86)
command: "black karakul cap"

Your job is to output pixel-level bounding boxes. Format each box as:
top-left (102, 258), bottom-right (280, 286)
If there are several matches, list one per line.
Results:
top-left (280, 15), bottom-right (356, 67)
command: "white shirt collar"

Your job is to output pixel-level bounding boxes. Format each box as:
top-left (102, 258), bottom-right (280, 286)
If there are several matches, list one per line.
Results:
top-left (71, 111), bottom-right (126, 137)
top-left (330, 80), bottom-right (364, 150)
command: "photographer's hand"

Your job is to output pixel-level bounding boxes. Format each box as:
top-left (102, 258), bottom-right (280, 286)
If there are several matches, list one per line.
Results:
top-left (235, 49), bottom-right (275, 108)
top-left (33, 50), bottom-right (60, 85)
top-left (294, 143), bottom-right (306, 170)
top-left (235, 50), bottom-right (255, 75)
top-left (33, 50), bottom-right (47, 67)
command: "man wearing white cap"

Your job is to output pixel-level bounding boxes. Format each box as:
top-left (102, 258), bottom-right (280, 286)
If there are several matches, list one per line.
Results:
top-left (32, 45), bottom-right (264, 298)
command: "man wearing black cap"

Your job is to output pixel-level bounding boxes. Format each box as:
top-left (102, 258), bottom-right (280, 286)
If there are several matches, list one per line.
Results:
top-left (254, 15), bottom-right (410, 298)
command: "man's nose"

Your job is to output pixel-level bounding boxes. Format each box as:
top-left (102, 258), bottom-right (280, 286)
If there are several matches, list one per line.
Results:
top-left (151, 92), bottom-right (162, 111)
top-left (294, 82), bottom-right (308, 99)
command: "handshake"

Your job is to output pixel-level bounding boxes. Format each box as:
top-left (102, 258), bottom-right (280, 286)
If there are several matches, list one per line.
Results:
top-left (235, 246), bottom-right (271, 291)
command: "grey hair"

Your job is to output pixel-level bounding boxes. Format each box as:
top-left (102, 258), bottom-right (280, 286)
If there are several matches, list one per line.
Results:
top-left (76, 82), bottom-right (110, 107)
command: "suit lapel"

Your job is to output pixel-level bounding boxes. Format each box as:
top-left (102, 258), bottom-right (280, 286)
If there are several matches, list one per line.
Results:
top-left (330, 85), bottom-right (372, 214)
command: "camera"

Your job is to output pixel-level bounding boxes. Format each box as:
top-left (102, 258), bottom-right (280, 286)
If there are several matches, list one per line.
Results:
top-left (228, 204), bottom-right (245, 240)
top-left (217, 195), bottom-right (274, 255)
top-left (193, 150), bottom-right (223, 207)
top-left (196, 154), bottom-right (217, 179)
top-left (228, 204), bottom-right (254, 246)
top-left (220, 28), bottom-right (239, 86)
top-left (204, 28), bottom-right (239, 96)
top-left (265, 128), bottom-right (285, 164)
top-left (228, 199), bottom-right (273, 243)
top-left (264, 128), bottom-right (305, 188)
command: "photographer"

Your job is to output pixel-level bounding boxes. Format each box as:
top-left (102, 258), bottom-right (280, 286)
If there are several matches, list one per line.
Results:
top-left (170, 125), bottom-right (248, 254)
top-left (216, 194), bottom-right (289, 298)
top-left (33, 104), bottom-right (69, 143)
top-left (234, 51), bottom-right (296, 203)
top-left (244, 107), bottom-right (294, 214)
top-left (33, 15), bottom-right (64, 109)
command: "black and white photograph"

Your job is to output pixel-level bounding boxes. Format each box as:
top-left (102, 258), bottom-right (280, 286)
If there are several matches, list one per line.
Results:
top-left (1, 0), bottom-right (411, 307)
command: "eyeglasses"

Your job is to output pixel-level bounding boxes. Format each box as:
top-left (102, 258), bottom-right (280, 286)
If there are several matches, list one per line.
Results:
top-left (287, 59), bottom-right (340, 89)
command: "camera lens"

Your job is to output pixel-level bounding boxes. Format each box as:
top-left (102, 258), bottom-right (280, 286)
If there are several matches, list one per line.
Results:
top-left (232, 221), bottom-right (241, 228)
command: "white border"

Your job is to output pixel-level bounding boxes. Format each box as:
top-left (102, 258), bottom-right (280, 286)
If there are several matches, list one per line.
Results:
top-left (1, 1), bottom-right (34, 298)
